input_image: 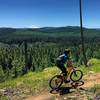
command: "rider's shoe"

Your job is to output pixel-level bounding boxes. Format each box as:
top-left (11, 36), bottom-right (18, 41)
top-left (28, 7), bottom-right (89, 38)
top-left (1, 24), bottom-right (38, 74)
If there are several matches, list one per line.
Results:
top-left (64, 80), bottom-right (70, 83)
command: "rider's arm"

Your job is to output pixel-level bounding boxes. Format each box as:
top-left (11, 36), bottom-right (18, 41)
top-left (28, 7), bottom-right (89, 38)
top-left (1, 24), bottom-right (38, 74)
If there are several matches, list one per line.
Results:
top-left (67, 59), bottom-right (74, 67)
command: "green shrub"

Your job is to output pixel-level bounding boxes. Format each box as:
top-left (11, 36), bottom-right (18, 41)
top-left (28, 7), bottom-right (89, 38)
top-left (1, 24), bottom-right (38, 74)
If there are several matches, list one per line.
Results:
top-left (89, 85), bottom-right (100, 93)
top-left (87, 58), bottom-right (100, 66)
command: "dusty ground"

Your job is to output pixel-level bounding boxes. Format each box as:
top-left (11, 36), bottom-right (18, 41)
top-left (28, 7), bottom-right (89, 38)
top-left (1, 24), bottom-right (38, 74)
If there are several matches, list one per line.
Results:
top-left (25, 73), bottom-right (100, 100)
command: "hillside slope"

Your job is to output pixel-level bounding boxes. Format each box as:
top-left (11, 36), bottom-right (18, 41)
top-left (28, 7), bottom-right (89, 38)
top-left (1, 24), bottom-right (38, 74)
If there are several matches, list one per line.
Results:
top-left (0, 59), bottom-right (100, 100)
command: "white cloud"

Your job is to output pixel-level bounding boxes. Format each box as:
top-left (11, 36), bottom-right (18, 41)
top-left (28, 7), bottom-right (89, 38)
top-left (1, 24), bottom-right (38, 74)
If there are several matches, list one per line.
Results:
top-left (28, 25), bottom-right (40, 28)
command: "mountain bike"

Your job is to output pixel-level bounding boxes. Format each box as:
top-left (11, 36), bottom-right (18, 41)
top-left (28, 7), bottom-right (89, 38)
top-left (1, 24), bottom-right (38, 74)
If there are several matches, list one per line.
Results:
top-left (49, 65), bottom-right (83, 89)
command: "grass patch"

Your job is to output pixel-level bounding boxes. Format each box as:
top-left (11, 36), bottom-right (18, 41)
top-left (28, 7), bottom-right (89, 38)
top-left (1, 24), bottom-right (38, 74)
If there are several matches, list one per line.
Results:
top-left (89, 84), bottom-right (100, 93)
top-left (78, 58), bottom-right (100, 75)
top-left (0, 67), bottom-right (60, 95)
top-left (0, 96), bottom-right (8, 100)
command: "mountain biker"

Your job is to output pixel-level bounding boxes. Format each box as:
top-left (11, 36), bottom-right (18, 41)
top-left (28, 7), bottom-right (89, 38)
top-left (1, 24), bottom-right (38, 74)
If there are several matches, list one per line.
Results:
top-left (56, 49), bottom-right (72, 82)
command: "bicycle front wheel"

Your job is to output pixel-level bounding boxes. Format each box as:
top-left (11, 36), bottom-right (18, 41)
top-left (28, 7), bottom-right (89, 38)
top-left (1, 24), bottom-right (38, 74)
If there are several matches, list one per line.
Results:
top-left (49, 75), bottom-right (63, 89)
top-left (70, 70), bottom-right (83, 82)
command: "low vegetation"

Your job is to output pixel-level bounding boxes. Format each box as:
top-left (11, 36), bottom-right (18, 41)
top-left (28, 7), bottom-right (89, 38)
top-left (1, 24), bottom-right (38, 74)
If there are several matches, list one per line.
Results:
top-left (0, 59), bottom-right (100, 99)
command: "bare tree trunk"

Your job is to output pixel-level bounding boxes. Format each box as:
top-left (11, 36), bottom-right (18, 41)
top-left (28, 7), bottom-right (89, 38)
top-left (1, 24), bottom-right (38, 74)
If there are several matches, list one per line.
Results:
top-left (79, 0), bottom-right (88, 67)
top-left (23, 40), bottom-right (28, 74)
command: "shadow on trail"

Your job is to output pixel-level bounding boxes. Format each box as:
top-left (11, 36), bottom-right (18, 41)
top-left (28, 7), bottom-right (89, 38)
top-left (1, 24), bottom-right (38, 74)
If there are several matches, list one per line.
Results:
top-left (71, 80), bottom-right (84, 88)
top-left (50, 80), bottom-right (84, 95)
top-left (50, 87), bottom-right (73, 95)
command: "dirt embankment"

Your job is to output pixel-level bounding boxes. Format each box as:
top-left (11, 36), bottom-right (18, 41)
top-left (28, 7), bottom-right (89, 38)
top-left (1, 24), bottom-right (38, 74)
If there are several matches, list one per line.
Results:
top-left (26, 73), bottom-right (100, 100)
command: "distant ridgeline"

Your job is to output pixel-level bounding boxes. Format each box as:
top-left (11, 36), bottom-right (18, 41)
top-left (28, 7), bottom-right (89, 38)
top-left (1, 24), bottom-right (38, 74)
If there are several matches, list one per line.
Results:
top-left (0, 26), bottom-right (100, 45)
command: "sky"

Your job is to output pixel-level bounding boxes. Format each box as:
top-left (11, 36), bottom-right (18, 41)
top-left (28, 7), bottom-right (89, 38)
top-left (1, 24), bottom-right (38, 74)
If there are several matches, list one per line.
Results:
top-left (0, 0), bottom-right (100, 28)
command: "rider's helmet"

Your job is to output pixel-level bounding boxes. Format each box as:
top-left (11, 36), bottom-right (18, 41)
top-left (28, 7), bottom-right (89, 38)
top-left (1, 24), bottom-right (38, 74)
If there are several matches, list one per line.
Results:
top-left (64, 48), bottom-right (71, 55)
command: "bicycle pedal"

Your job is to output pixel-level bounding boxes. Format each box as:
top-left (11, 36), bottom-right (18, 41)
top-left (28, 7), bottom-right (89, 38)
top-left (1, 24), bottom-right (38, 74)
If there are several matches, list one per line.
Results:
top-left (57, 75), bottom-right (61, 78)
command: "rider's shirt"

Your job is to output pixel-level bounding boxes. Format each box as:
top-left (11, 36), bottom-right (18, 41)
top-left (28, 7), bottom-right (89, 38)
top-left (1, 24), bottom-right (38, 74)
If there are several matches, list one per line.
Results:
top-left (56, 53), bottom-right (69, 63)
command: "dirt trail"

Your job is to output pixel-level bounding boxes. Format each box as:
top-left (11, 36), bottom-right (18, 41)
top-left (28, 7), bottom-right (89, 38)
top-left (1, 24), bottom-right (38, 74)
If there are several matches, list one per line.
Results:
top-left (82, 73), bottom-right (100, 88)
top-left (25, 73), bottom-right (100, 100)
top-left (26, 92), bottom-right (54, 100)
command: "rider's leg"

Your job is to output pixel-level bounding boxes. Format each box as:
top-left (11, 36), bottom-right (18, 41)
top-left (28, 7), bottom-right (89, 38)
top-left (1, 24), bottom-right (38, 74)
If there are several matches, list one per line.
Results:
top-left (57, 63), bottom-right (70, 83)
top-left (56, 61), bottom-right (67, 75)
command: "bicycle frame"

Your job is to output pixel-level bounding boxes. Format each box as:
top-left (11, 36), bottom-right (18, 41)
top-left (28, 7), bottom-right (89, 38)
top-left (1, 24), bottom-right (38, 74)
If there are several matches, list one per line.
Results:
top-left (59, 61), bottom-right (77, 81)
top-left (65, 63), bottom-right (76, 80)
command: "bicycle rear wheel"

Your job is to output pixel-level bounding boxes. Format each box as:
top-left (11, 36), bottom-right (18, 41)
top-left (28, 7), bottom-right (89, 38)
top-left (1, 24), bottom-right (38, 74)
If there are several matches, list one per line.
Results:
top-left (70, 70), bottom-right (83, 82)
top-left (49, 75), bottom-right (63, 89)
